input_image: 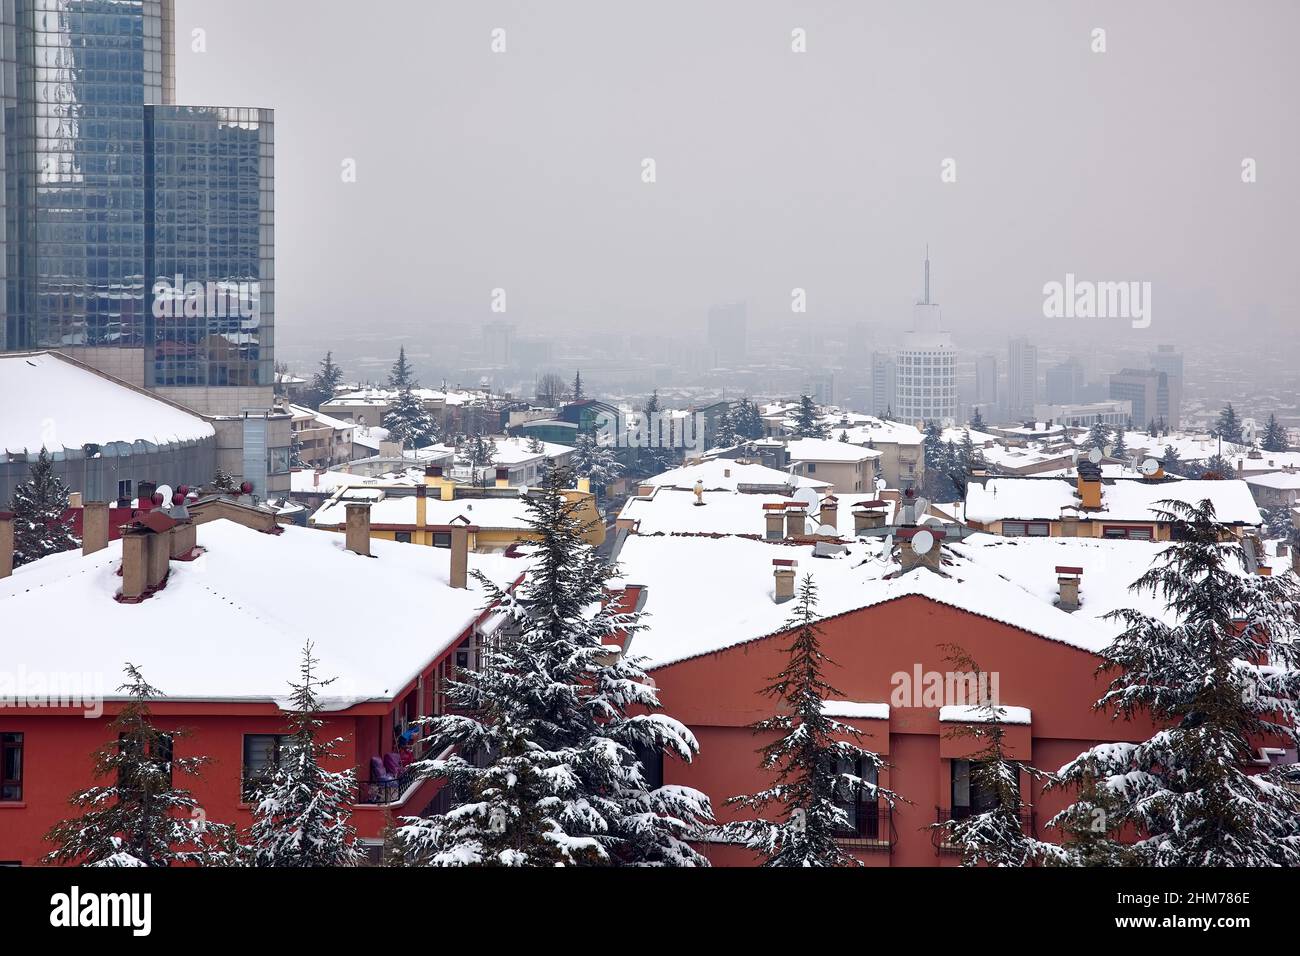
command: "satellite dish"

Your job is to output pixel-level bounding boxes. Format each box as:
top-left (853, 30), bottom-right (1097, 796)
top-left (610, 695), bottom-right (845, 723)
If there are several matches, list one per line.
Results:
top-left (1102, 445), bottom-right (1114, 457)
top-left (921, 514), bottom-right (944, 526)
top-left (795, 487), bottom-right (820, 511)
top-left (156, 483), bottom-right (173, 504)
top-left (912, 529), bottom-right (935, 555)
top-left (1071, 449), bottom-right (1079, 465)
top-left (1087, 447), bottom-right (1103, 464)
top-left (1140, 457), bottom-right (1160, 476)
top-left (816, 523), bottom-right (837, 536)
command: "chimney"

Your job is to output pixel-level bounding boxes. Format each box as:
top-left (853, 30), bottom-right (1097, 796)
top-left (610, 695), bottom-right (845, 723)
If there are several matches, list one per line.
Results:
top-left (314, 469), bottom-right (323, 488)
top-left (897, 527), bottom-right (944, 573)
top-left (1056, 566), bottom-right (1083, 611)
top-left (764, 502), bottom-right (786, 540)
top-left (772, 558), bottom-right (797, 603)
top-left (785, 505), bottom-right (807, 539)
top-left (415, 484), bottom-right (428, 529)
top-left (0, 511), bottom-right (13, 580)
top-left (852, 501), bottom-right (888, 534)
top-left (818, 495), bottom-right (839, 531)
top-left (68, 491), bottom-right (83, 508)
top-left (1059, 507), bottom-right (1080, 538)
top-left (345, 502), bottom-right (372, 557)
top-left (83, 501), bottom-right (110, 555)
top-left (637, 484), bottom-right (654, 498)
top-left (118, 511), bottom-right (177, 601)
top-left (449, 522), bottom-right (471, 589)
top-left (577, 477), bottom-right (591, 494)
top-left (168, 508), bottom-right (197, 560)
top-left (1075, 460), bottom-right (1103, 510)
top-left (495, 466), bottom-right (510, 489)
top-left (723, 466), bottom-right (731, 478)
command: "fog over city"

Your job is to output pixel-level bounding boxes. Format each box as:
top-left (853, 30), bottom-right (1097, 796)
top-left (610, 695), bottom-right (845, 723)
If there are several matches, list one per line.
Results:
top-left (176, 0), bottom-right (1297, 367)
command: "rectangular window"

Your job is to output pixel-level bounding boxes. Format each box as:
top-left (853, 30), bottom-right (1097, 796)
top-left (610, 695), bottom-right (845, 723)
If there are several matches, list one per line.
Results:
top-left (242, 734), bottom-right (287, 799)
top-left (951, 758), bottom-right (1016, 819)
top-left (1, 734), bottom-right (23, 802)
top-left (833, 757), bottom-right (880, 839)
top-left (394, 531), bottom-right (412, 543)
top-left (1103, 525), bottom-right (1153, 540)
top-left (117, 479), bottom-right (133, 503)
top-left (1003, 521), bottom-right (1048, 537)
top-left (432, 532), bottom-right (451, 549)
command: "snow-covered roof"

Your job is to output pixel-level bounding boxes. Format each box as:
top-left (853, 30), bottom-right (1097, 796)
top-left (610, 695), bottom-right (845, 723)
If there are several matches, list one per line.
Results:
top-left (311, 489), bottom-right (532, 531)
top-left (484, 436), bottom-right (575, 465)
top-left (0, 520), bottom-right (523, 707)
top-left (939, 705), bottom-right (1031, 725)
top-left (1244, 471), bottom-right (1300, 491)
top-left (786, 437), bottom-right (880, 463)
top-left (964, 477), bottom-right (1262, 525)
top-left (0, 351), bottom-right (214, 453)
top-left (822, 700), bottom-right (890, 719)
top-left (288, 403), bottom-right (354, 432)
top-left (618, 487), bottom-right (816, 536)
top-left (642, 458), bottom-right (827, 492)
top-left (614, 534), bottom-right (1118, 668)
top-left (832, 417), bottom-right (925, 446)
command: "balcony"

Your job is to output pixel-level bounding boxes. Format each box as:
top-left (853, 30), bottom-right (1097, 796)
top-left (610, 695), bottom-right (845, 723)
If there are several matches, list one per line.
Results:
top-left (833, 802), bottom-right (895, 851)
top-left (931, 806), bottom-right (1036, 854)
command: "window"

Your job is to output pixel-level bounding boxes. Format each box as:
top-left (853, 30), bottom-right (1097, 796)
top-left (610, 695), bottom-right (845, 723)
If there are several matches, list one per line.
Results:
top-left (634, 743), bottom-right (664, 792)
top-left (951, 758), bottom-right (1016, 819)
top-left (116, 479), bottom-right (132, 503)
top-left (806, 463), bottom-right (816, 473)
top-left (432, 532), bottom-right (451, 549)
top-left (1002, 520), bottom-right (1049, 537)
top-left (833, 757), bottom-right (880, 839)
top-left (118, 732), bottom-right (173, 792)
top-left (1, 734), bottom-right (23, 802)
top-left (242, 734), bottom-right (287, 799)
top-left (394, 531), bottom-right (412, 543)
top-left (1103, 525), bottom-right (1153, 540)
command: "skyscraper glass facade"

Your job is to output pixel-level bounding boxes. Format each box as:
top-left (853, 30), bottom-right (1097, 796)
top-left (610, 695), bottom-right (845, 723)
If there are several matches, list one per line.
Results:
top-left (0, 0), bottom-right (273, 391)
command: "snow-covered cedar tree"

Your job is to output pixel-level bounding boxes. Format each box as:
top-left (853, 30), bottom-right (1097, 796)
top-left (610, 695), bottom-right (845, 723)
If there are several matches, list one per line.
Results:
top-left (212, 466), bottom-right (238, 493)
top-left (383, 384), bottom-right (437, 449)
top-left (793, 395), bottom-right (828, 439)
top-left (713, 404), bottom-right (738, 449)
top-left (9, 447), bottom-right (78, 567)
top-left (44, 664), bottom-right (236, 867)
top-left (393, 463), bottom-right (713, 866)
top-left (1202, 453), bottom-right (1236, 479)
top-left (724, 575), bottom-right (896, 867)
top-left (388, 345), bottom-right (415, 390)
top-left (1049, 498), bottom-right (1300, 866)
top-left (635, 389), bottom-right (674, 475)
top-left (308, 351), bottom-right (344, 410)
top-left (927, 647), bottom-right (1048, 867)
top-left (247, 642), bottom-right (362, 867)
top-left (571, 370), bottom-right (584, 401)
top-left (1259, 413), bottom-right (1287, 453)
top-left (1215, 403), bottom-right (1244, 444)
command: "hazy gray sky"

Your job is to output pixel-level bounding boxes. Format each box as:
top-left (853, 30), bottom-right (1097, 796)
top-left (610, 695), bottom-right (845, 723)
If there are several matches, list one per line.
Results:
top-left (176, 0), bottom-right (1298, 344)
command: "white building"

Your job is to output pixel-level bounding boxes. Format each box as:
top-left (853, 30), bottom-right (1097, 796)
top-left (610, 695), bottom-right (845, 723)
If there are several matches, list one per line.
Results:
top-left (895, 251), bottom-right (956, 426)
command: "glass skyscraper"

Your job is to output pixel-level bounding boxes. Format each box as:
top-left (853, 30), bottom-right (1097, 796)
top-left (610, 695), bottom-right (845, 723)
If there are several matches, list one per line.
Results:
top-left (0, 0), bottom-right (274, 411)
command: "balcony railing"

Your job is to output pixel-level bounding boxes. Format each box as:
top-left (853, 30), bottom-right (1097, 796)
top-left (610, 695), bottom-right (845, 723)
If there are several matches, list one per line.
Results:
top-left (833, 803), bottom-right (895, 850)
top-left (931, 806), bottom-right (1036, 853)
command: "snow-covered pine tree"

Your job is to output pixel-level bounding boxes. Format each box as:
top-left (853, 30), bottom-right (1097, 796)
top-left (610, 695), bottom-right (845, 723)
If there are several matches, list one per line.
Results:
top-left (793, 394), bottom-right (827, 438)
top-left (969, 408), bottom-right (985, 431)
top-left (387, 345), bottom-right (415, 390)
top-left (1050, 498), bottom-right (1300, 866)
top-left (571, 370), bottom-right (584, 402)
top-left (928, 647), bottom-right (1046, 867)
top-left (394, 464), bottom-right (712, 866)
top-left (713, 404), bottom-right (738, 448)
top-left (1160, 445), bottom-right (1183, 477)
top-left (1082, 420), bottom-right (1111, 451)
top-left (570, 431), bottom-right (623, 498)
top-left (526, 435), bottom-right (544, 454)
top-left (247, 642), bottom-right (362, 867)
top-left (44, 664), bottom-right (235, 867)
top-left (212, 466), bottom-right (238, 493)
top-left (1202, 452), bottom-right (1235, 479)
top-left (9, 448), bottom-right (78, 567)
top-left (637, 390), bottom-right (674, 474)
top-left (1038, 770), bottom-right (1130, 867)
top-left (839, 430), bottom-right (850, 443)
top-left (289, 428), bottom-right (307, 469)
top-left (1261, 505), bottom-right (1296, 540)
top-left (383, 385), bottom-right (437, 449)
top-left (1260, 413), bottom-right (1288, 452)
top-left (735, 398), bottom-right (764, 440)
top-left (1147, 418), bottom-right (1158, 438)
top-left (724, 575), bottom-right (896, 867)
top-left (1111, 428), bottom-right (1127, 459)
top-left (308, 351), bottom-right (344, 410)
top-left (1215, 403), bottom-right (1244, 444)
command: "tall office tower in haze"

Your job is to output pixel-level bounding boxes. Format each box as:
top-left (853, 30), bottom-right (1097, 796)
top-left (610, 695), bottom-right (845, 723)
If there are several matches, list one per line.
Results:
top-left (706, 301), bottom-right (747, 368)
top-left (0, 0), bottom-right (275, 416)
top-left (870, 350), bottom-right (896, 416)
top-left (895, 249), bottom-right (956, 425)
top-left (1148, 344), bottom-right (1184, 429)
top-left (1110, 368), bottom-right (1170, 428)
top-left (1007, 336), bottom-right (1038, 418)
top-left (1045, 356), bottom-right (1085, 404)
top-left (975, 353), bottom-right (998, 408)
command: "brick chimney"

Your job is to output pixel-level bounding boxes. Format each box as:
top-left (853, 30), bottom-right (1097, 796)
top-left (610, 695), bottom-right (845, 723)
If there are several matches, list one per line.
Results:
top-left (344, 502), bottom-right (372, 557)
top-left (818, 495), bottom-right (839, 530)
top-left (897, 527), bottom-right (944, 573)
top-left (119, 511), bottom-right (177, 602)
top-left (852, 501), bottom-right (888, 534)
top-left (168, 508), bottom-right (197, 560)
top-left (0, 511), bottom-right (13, 580)
top-left (449, 520), bottom-right (474, 589)
top-left (1056, 566), bottom-right (1082, 611)
top-left (785, 506), bottom-right (807, 539)
top-left (1059, 506), bottom-right (1080, 538)
top-left (415, 484), bottom-right (428, 529)
top-left (772, 558), bottom-right (797, 603)
top-left (1075, 460), bottom-right (1103, 510)
top-left (764, 502), bottom-right (786, 540)
top-left (83, 501), bottom-right (110, 556)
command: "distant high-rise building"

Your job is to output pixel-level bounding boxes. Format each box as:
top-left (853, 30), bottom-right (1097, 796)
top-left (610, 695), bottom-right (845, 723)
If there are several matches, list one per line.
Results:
top-left (0, 0), bottom-right (276, 417)
top-left (1148, 344), bottom-right (1184, 429)
top-left (871, 351), bottom-right (897, 416)
top-left (895, 249), bottom-right (956, 425)
top-left (1045, 357), bottom-right (1085, 405)
top-left (1007, 337), bottom-right (1038, 419)
top-left (706, 302), bottom-right (747, 368)
top-left (975, 354), bottom-right (999, 407)
top-left (482, 321), bottom-right (514, 366)
top-left (1109, 368), bottom-right (1169, 428)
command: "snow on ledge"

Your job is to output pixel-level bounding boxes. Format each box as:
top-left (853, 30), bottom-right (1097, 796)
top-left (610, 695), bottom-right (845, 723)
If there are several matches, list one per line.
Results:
top-left (939, 704), bottom-right (1031, 725)
top-left (822, 700), bottom-right (889, 719)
